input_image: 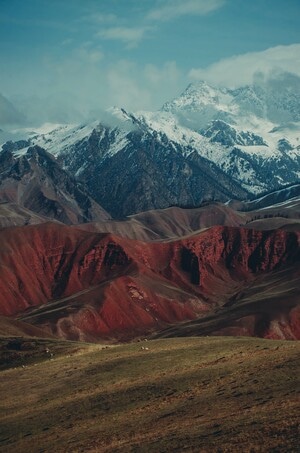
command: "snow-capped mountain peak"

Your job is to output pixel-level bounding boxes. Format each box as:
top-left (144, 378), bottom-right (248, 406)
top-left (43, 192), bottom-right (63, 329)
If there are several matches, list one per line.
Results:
top-left (162, 80), bottom-right (235, 115)
top-left (1, 74), bottom-right (299, 218)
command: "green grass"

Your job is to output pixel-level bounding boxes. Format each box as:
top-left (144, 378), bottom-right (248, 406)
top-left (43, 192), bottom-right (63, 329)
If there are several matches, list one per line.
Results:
top-left (0, 336), bottom-right (299, 452)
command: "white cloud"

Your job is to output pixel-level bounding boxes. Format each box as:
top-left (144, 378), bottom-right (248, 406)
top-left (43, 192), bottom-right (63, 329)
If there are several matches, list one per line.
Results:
top-left (147, 0), bottom-right (225, 22)
top-left (106, 65), bottom-right (152, 110)
top-left (189, 44), bottom-right (300, 87)
top-left (105, 60), bottom-right (183, 111)
top-left (7, 55), bottom-right (184, 125)
top-left (97, 26), bottom-right (152, 48)
top-left (144, 61), bottom-right (179, 85)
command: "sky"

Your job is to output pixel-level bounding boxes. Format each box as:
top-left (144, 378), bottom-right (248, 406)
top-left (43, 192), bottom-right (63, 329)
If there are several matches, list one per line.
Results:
top-left (0, 0), bottom-right (299, 124)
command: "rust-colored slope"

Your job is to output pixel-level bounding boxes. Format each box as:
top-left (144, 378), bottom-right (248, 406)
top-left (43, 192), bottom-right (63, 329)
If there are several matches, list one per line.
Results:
top-left (0, 222), bottom-right (210, 340)
top-left (154, 265), bottom-right (300, 341)
top-left (0, 223), bottom-right (299, 340)
top-left (0, 223), bottom-right (133, 316)
top-left (19, 274), bottom-right (208, 342)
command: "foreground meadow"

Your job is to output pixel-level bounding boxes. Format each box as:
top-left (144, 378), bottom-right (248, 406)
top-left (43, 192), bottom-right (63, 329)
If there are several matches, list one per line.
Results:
top-left (0, 336), bottom-right (299, 452)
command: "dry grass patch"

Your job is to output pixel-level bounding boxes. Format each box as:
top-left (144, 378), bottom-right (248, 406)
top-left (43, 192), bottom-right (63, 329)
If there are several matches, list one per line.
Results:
top-left (0, 336), bottom-right (299, 452)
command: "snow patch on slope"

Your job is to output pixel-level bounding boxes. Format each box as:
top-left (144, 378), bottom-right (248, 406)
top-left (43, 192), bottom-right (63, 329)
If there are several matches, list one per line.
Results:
top-left (30, 122), bottom-right (99, 157)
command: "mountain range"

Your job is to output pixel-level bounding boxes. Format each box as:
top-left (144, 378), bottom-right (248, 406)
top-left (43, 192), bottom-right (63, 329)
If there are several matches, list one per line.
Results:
top-left (0, 185), bottom-right (299, 341)
top-left (1, 72), bottom-right (299, 219)
top-left (0, 74), bottom-right (299, 343)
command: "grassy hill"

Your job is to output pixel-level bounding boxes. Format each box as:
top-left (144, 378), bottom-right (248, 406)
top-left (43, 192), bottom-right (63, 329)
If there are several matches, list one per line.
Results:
top-left (0, 336), bottom-right (299, 452)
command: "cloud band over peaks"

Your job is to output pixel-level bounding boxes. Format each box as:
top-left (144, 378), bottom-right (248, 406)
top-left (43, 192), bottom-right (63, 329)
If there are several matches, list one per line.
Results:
top-left (189, 44), bottom-right (300, 87)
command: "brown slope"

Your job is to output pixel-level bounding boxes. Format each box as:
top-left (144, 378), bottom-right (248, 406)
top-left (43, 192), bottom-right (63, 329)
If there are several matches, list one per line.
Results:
top-left (0, 201), bottom-right (59, 228)
top-left (130, 204), bottom-right (247, 235)
top-left (76, 218), bottom-right (161, 241)
top-left (76, 197), bottom-right (300, 241)
top-left (76, 203), bottom-right (248, 241)
top-left (0, 316), bottom-right (55, 338)
top-left (244, 217), bottom-right (300, 231)
top-left (0, 222), bottom-right (299, 341)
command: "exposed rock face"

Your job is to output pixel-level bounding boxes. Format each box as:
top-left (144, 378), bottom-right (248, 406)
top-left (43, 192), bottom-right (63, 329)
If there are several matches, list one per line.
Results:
top-left (0, 224), bottom-right (130, 316)
top-left (201, 120), bottom-right (267, 147)
top-left (180, 227), bottom-right (299, 284)
top-left (54, 125), bottom-right (249, 218)
top-left (0, 222), bottom-right (299, 341)
top-left (0, 145), bottom-right (111, 224)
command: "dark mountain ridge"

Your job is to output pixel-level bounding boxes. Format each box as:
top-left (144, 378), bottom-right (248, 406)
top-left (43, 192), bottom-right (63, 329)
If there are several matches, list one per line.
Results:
top-left (0, 144), bottom-right (110, 224)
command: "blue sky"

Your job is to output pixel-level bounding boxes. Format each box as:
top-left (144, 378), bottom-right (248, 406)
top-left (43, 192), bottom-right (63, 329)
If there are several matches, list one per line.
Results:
top-left (0, 0), bottom-right (299, 122)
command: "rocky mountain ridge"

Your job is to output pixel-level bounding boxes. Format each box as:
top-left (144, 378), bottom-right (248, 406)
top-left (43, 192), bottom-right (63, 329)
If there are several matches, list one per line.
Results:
top-left (162, 75), bottom-right (300, 123)
top-left (0, 74), bottom-right (299, 219)
top-left (0, 144), bottom-right (110, 224)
